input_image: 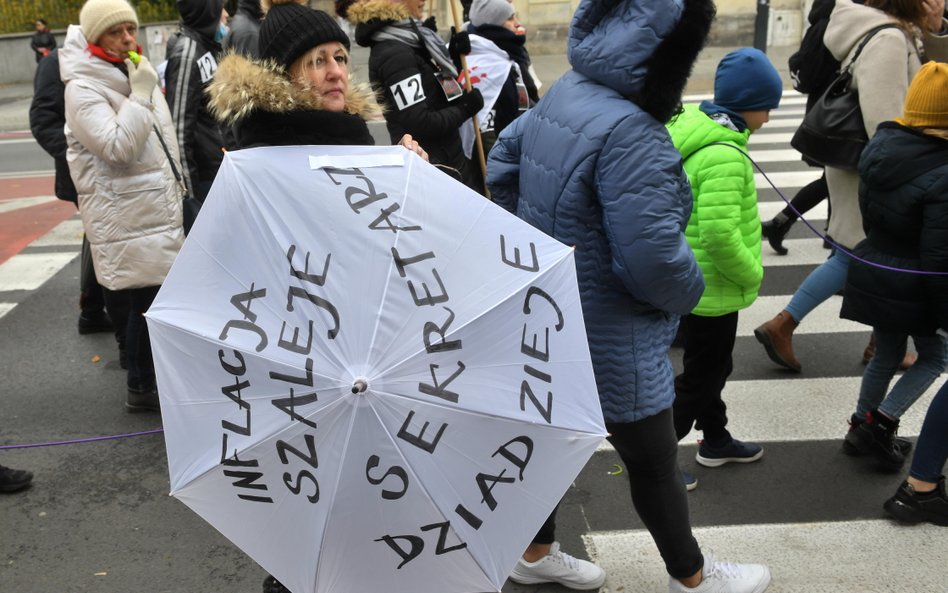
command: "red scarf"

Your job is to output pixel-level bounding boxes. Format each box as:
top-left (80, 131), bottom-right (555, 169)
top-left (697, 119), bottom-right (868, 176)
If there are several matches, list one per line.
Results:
top-left (87, 42), bottom-right (143, 64)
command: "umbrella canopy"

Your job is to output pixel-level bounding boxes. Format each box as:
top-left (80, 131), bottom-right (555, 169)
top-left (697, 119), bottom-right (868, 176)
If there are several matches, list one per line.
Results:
top-left (146, 145), bottom-right (606, 593)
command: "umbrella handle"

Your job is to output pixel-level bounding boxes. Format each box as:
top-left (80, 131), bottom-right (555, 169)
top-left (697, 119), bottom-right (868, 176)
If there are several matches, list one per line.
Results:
top-left (352, 379), bottom-right (368, 394)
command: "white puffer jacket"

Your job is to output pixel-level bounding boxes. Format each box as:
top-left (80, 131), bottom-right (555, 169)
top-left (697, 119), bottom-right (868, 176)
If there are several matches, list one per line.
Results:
top-left (60, 25), bottom-right (184, 291)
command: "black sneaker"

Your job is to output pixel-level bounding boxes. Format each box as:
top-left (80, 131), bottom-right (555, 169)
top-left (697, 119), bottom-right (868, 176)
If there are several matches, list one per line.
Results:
top-left (78, 310), bottom-right (113, 334)
top-left (263, 575), bottom-right (290, 593)
top-left (884, 477), bottom-right (948, 526)
top-left (696, 438), bottom-right (763, 468)
top-left (681, 470), bottom-right (698, 492)
top-left (126, 388), bottom-right (160, 412)
top-left (0, 464), bottom-right (34, 493)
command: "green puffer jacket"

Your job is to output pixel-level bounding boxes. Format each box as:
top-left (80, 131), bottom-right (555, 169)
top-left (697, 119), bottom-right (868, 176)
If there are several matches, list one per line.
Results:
top-left (667, 104), bottom-right (763, 317)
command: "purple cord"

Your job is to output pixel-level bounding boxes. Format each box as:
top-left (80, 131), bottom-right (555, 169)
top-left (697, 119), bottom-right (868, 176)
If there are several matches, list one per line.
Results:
top-left (717, 142), bottom-right (948, 277)
top-left (0, 428), bottom-right (164, 450)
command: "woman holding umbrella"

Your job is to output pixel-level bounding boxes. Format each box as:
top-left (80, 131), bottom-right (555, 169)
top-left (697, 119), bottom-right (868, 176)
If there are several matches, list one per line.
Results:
top-left (208, 3), bottom-right (425, 591)
top-left (209, 0), bottom-right (425, 156)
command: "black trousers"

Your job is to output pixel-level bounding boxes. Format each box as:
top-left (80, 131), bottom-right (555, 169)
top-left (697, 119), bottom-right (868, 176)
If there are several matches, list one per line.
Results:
top-left (531, 409), bottom-right (703, 579)
top-left (607, 409), bottom-right (703, 579)
top-left (673, 312), bottom-right (738, 445)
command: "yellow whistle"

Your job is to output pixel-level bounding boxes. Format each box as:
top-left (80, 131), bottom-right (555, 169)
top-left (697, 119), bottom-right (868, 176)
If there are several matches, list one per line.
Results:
top-left (127, 50), bottom-right (141, 64)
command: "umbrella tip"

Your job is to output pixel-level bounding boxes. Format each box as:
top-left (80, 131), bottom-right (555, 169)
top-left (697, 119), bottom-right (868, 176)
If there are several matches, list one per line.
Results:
top-left (351, 378), bottom-right (368, 394)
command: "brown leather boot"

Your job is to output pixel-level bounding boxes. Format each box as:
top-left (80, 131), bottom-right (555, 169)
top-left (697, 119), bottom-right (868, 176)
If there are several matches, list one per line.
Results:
top-left (862, 333), bottom-right (918, 370)
top-left (754, 311), bottom-right (802, 372)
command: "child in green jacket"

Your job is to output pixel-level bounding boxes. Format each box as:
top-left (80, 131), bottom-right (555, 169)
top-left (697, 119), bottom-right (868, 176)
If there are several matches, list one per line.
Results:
top-left (666, 48), bottom-right (782, 488)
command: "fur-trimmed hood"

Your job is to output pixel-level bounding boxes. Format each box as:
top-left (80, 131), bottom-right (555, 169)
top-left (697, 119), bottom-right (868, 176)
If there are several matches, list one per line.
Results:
top-left (347, 0), bottom-right (413, 46)
top-left (346, 0), bottom-right (412, 25)
top-left (568, 0), bottom-right (715, 123)
top-left (207, 52), bottom-right (383, 126)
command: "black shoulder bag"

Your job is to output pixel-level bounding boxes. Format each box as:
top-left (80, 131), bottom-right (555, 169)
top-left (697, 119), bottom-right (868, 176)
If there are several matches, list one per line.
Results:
top-left (790, 23), bottom-right (899, 171)
top-left (153, 124), bottom-right (201, 235)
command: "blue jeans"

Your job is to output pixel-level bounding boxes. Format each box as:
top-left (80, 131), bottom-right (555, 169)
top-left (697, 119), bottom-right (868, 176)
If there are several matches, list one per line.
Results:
top-left (909, 379), bottom-right (948, 483)
top-left (856, 330), bottom-right (948, 419)
top-left (785, 249), bottom-right (849, 322)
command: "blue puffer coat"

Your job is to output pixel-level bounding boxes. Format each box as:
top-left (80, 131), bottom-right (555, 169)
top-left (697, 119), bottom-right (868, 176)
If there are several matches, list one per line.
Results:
top-left (487, 0), bottom-right (709, 423)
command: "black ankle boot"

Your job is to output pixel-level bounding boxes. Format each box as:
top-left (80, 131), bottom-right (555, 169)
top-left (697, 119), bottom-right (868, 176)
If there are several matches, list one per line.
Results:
top-left (843, 413), bottom-right (912, 457)
top-left (761, 212), bottom-right (795, 255)
top-left (848, 410), bottom-right (906, 472)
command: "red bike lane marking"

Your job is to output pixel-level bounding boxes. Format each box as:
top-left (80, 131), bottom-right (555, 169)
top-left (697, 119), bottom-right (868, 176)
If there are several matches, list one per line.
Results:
top-left (0, 176), bottom-right (77, 266)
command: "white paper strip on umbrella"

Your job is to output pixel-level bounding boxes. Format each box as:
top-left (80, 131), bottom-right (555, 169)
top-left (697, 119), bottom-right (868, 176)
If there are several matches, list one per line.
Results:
top-left (146, 145), bottom-right (606, 593)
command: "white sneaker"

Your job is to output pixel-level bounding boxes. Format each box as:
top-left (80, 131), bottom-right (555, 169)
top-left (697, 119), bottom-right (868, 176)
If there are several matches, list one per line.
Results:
top-left (509, 541), bottom-right (606, 590)
top-left (668, 551), bottom-right (771, 593)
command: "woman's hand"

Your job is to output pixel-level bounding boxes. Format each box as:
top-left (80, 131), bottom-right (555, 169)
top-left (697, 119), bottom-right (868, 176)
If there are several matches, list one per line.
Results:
top-left (922, 0), bottom-right (946, 33)
top-left (398, 134), bottom-right (429, 161)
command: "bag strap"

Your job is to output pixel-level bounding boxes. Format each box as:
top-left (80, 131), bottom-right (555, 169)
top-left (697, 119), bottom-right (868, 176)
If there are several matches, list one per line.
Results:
top-left (152, 124), bottom-right (188, 195)
top-left (843, 23), bottom-right (900, 73)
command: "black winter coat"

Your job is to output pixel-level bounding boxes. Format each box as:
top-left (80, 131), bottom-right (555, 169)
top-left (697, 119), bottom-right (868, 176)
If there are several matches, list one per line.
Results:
top-left (165, 0), bottom-right (227, 200)
top-left (349, 0), bottom-right (479, 190)
top-left (841, 122), bottom-right (948, 335)
top-left (29, 49), bottom-right (77, 204)
top-left (467, 24), bottom-right (539, 138)
top-left (31, 29), bottom-right (57, 63)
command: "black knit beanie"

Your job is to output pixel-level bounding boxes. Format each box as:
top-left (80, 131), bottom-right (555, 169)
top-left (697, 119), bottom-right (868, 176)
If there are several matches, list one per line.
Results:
top-left (259, 0), bottom-right (351, 69)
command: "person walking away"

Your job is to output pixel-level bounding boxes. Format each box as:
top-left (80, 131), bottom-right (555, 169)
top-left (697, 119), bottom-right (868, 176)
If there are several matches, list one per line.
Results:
top-left (753, 0), bottom-right (948, 374)
top-left (488, 0), bottom-right (772, 591)
top-left (61, 0), bottom-right (185, 412)
top-left (225, 0), bottom-right (263, 58)
top-left (465, 0), bottom-right (539, 156)
top-left (207, 3), bottom-right (426, 590)
top-left (839, 61), bottom-right (948, 472)
top-left (667, 48), bottom-right (782, 484)
top-left (882, 66), bottom-right (948, 528)
top-left (761, 0), bottom-right (836, 257)
top-left (165, 0), bottom-right (229, 202)
top-left (30, 48), bottom-right (128, 354)
top-left (345, 0), bottom-right (486, 192)
top-left (31, 19), bottom-right (57, 63)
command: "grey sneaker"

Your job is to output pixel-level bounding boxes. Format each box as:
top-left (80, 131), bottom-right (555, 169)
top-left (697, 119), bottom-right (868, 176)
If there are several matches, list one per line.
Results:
top-left (668, 551), bottom-right (771, 593)
top-left (509, 541), bottom-right (606, 590)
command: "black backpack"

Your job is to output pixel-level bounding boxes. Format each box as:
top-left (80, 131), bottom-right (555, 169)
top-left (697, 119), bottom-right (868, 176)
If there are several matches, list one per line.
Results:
top-left (788, 0), bottom-right (839, 96)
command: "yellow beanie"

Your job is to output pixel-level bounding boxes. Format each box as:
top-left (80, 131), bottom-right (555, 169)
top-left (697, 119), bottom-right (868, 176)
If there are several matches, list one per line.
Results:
top-left (896, 61), bottom-right (948, 129)
top-left (80, 0), bottom-right (139, 45)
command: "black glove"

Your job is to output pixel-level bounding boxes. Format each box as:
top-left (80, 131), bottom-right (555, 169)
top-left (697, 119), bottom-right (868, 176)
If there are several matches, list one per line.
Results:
top-left (422, 15), bottom-right (437, 31)
top-left (457, 87), bottom-right (484, 116)
top-left (448, 27), bottom-right (471, 70)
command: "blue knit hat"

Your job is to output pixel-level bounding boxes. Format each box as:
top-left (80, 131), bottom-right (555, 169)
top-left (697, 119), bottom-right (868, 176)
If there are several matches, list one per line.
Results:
top-left (713, 48), bottom-right (783, 111)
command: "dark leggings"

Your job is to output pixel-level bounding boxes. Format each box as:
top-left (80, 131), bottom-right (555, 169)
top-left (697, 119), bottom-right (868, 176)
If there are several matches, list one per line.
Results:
top-left (782, 172), bottom-right (828, 222)
top-left (607, 409), bottom-right (702, 579)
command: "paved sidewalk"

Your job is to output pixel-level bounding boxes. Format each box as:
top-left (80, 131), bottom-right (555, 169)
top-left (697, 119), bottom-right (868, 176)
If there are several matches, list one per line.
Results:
top-left (0, 45), bottom-right (797, 134)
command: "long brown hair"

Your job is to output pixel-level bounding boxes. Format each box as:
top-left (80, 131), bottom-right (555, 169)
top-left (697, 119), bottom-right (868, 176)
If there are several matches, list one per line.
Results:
top-left (864, 0), bottom-right (928, 30)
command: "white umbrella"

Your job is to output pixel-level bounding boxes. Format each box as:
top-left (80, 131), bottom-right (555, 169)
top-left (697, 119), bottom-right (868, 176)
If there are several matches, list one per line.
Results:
top-left (146, 145), bottom-right (605, 593)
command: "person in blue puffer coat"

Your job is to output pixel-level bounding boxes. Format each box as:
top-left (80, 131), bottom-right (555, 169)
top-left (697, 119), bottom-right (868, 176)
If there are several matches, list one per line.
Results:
top-left (488, 0), bottom-right (773, 592)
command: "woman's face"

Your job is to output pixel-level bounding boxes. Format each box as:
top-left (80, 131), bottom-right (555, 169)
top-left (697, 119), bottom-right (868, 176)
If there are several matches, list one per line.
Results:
top-left (97, 21), bottom-right (138, 58)
top-left (394, 0), bottom-right (425, 19)
top-left (289, 42), bottom-right (350, 113)
top-left (502, 13), bottom-right (521, 33)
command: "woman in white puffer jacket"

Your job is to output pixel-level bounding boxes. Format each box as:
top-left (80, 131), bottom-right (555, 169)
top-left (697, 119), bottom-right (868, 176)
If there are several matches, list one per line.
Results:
top-left (60, 0), bottom-right (185, 412)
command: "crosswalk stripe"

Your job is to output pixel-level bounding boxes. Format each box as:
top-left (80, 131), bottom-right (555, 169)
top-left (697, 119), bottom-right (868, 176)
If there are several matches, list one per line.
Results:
top-left (0, 302), bottom-right (14, 319)
top-left (0, 195), bottom-right (57, 214)
top-left (30, 219), bottom-right (84, 247)
top-left (585, 520), bottom-right (942, 593)
top-left (739, 295), bottom-right (861, 337)
top-left (754, 169), bottom-right (821, 191)
top-left (0, 252), bottom-right (78, 291)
